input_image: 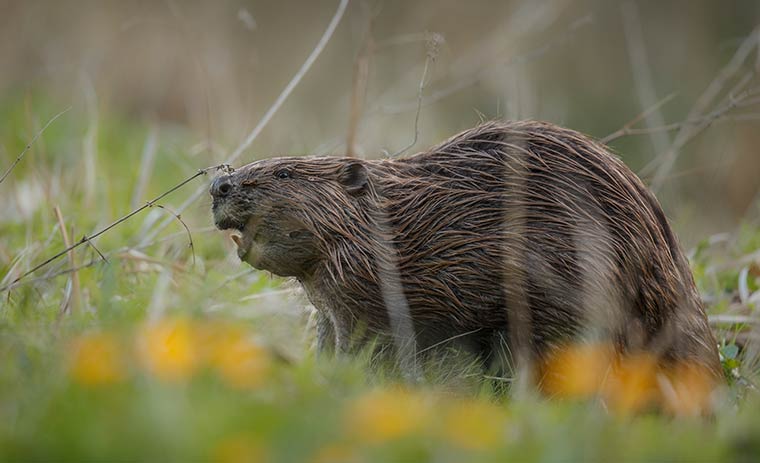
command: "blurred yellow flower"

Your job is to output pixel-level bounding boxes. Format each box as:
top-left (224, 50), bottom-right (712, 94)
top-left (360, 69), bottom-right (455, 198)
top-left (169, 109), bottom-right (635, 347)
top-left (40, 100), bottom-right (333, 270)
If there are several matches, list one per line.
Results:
top-left (208, 326), bottom-right (272, 389)
top-left (68, 332), bottom-right (125, 386)
top-left (213, 433), bottom-right (268, 463)
top-left (604, 353), bottom-right (659, 415)
top-left (441, 399), bottom-right (506, 451)
top-left (310, 443), bottom-right (360, 463)
top-left (661, 363), bottom-right (716, 417)
top-left (138, 318), bottom-right (198, 381)
top-left (540, 343), bottom-right (614, 398)
top-left (345, 388), bottom-right (430, 444)
top-left (540, 343), bottom-right (720, 416)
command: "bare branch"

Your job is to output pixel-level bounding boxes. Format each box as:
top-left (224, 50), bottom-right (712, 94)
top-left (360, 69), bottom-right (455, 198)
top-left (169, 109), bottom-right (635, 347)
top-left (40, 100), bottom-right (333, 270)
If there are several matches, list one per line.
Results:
top-left (601, 93), bottom-right (677, 144)
top-left (649, 26), bottom-right (760, 192)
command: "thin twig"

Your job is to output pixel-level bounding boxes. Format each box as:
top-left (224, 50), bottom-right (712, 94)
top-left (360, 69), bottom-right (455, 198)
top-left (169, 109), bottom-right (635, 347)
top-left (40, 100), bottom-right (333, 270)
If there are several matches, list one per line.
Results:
top-left (649, 26), bottom-right (759, 192)
top-left (1, 166), bottom-right (219, 292)
top-left (374, 15), bottom-right (592, 115)
top-left (640, 84), bottom-right (760, 179)
top-left (137, 0), bottom-right (350, 247)
top-left (23, 252), bottom-right (188, 291)
top-left (83, 235), bottom-right (108, 263)
top-left (151, 203), bottom-right (196, 267)
top-left (0, 227), bottom-right (221, 293)
top-left (392, 34), bottom-right (441, 158)
top-left (605, 96), bottom-right (760, 146)
top-left (2, 258), bottom-right (102, 293)
top-left (0, 107), bottom-right (71, 186)
top-left (391, 56), bottom-right (431, 157)
top-left (601, 93), bottom-right (677, 144)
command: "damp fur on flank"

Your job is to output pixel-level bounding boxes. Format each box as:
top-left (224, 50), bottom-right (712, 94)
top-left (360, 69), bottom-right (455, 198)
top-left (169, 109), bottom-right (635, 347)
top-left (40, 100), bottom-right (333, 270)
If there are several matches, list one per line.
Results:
top-left (210, 120), bottom-right (722, 382)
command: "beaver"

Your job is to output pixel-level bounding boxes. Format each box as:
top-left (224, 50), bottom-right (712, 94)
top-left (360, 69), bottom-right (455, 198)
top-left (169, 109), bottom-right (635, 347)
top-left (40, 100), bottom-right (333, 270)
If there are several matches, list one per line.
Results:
top-left (210, 120), bottom-right (721, 380)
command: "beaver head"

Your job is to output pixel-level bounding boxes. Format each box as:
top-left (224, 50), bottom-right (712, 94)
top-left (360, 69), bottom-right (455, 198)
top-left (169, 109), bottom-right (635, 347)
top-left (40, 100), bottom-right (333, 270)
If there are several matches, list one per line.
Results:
top-left (210, 157), bottom-right (371, 278)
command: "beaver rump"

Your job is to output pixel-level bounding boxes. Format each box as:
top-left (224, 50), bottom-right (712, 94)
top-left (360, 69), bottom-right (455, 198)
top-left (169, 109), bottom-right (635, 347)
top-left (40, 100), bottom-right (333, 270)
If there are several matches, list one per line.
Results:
top-left (210, 120), bottom-right (721, 379)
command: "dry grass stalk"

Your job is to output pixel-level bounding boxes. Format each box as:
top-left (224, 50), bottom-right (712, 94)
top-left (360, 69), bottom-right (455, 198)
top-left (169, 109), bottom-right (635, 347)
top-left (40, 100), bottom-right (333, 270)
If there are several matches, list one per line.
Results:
top-left (0, 108), bottom-right (70, 186)
top-left (649, 26), bottom-right (760, 192)
top-left (131, 124), bottom-right (159, 209)
top-left (0, 166), bottom-right (216, 293)
top-left (54, 205), bottom-right (81, 314)
top-left (346, 21), bottom-right (374, 158)
top-left (137, 0), bottom-right (350, 247)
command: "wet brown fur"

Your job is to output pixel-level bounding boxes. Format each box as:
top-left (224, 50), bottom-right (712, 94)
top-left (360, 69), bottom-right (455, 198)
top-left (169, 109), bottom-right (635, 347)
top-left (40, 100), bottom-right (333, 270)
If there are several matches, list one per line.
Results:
top-left (210, 120), bottom-right (721, 378)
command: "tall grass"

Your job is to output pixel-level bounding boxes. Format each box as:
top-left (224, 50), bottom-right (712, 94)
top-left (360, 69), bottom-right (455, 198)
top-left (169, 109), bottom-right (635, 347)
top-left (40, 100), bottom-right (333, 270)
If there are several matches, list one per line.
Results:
top-left (1, 1), bottom-right (760, 461)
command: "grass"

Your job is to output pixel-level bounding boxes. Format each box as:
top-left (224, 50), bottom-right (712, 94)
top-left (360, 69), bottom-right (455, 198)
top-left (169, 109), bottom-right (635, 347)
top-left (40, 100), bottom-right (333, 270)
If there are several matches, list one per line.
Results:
top-left (1, 96), bottom-right (760, 463)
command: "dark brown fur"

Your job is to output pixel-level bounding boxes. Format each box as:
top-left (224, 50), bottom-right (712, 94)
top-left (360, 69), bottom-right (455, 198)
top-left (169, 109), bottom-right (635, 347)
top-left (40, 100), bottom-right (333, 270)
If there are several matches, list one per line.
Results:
top-left (210, 120), bottom-right (721, 378)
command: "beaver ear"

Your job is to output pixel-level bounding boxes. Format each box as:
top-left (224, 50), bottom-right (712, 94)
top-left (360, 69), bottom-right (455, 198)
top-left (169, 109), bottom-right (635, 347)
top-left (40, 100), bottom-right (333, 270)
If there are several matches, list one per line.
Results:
top-left (338, 162), bottom-right (368, 196)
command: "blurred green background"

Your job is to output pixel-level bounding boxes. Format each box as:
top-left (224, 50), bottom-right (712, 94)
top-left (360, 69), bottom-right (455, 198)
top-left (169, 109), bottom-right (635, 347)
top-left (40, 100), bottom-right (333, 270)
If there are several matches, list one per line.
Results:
top-left (2, 0), bottom-right (759, 239)
top-left (1, 1), bottom-right (760, 461)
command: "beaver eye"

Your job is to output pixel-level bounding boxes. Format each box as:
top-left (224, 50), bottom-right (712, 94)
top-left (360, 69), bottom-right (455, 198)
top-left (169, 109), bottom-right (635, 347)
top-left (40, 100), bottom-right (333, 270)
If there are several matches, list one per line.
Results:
top-left (275, 169), bottom-right (291, 179)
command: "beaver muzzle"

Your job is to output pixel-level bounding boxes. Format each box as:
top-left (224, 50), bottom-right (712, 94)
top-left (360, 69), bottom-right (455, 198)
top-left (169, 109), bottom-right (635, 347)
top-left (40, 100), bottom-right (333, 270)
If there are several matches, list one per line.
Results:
top-left (210, 175), bottom-right (257, 261)
top-left (210, 175), bottom-right (246, 231)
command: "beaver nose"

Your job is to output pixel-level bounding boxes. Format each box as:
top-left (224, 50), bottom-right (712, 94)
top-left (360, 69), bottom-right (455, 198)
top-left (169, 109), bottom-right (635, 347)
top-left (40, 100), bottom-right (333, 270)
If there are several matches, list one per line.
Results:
top-left (210, 176), bottom-right (233, 198)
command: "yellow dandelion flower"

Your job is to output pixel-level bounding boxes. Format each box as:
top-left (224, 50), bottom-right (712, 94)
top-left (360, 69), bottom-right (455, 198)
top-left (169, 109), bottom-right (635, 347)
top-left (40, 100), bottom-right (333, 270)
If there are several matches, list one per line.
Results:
top-left (603, 353), bottom-right (660, 415)
top-left (310, 443), bottom-right (360, 463)
top-left (345, 388), bottom-right (429, 444)
top-left (213, 433), bottom-right (268, 463)
top-left (68, 332), bottom-right (125, 386)
top-left (661, 363), bottom-right (717, 417)
top-left (138, 318), bottom-right (198, 381)
top-left (540, 343), bottom-right (614, 398)
top-left (441, 399), bottom-right (506, 451)
top-left (210, 328), bottom-right (272, 390)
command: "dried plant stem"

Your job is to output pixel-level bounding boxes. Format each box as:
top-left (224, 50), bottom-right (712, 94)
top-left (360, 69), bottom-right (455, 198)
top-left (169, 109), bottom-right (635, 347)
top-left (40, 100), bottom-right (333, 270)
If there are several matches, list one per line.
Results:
top-left (1, 166), bottom-right (218, 293)
top-left (0, 107), bottom-right (71, 186)
top-left (375, 15), bottom-right (591, 115)
top-left (227, 0), bottom-right (350, 165)
top-left (620, 1), bottom-right (671, 157)
top-left (346, 21), bottom-right (374, 157)
top-left (53, 206), bottom-right (81, 314)
top-left (152, 203), bottom-right (196, 267)
top-left (601, 93), bottom-right (677, 144)
top-left (131, 124), bottom-right (159, 209)
top-left (649, 26), bottom-right (759, 192)
top-left (393, 33), bottom-right (443, 158)
top-left (138, 0), bottom-right (350, 246)
top-left (0, 226), bottom-right (216, 293)
top-left (392, 55), bottom-right (431, 157)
